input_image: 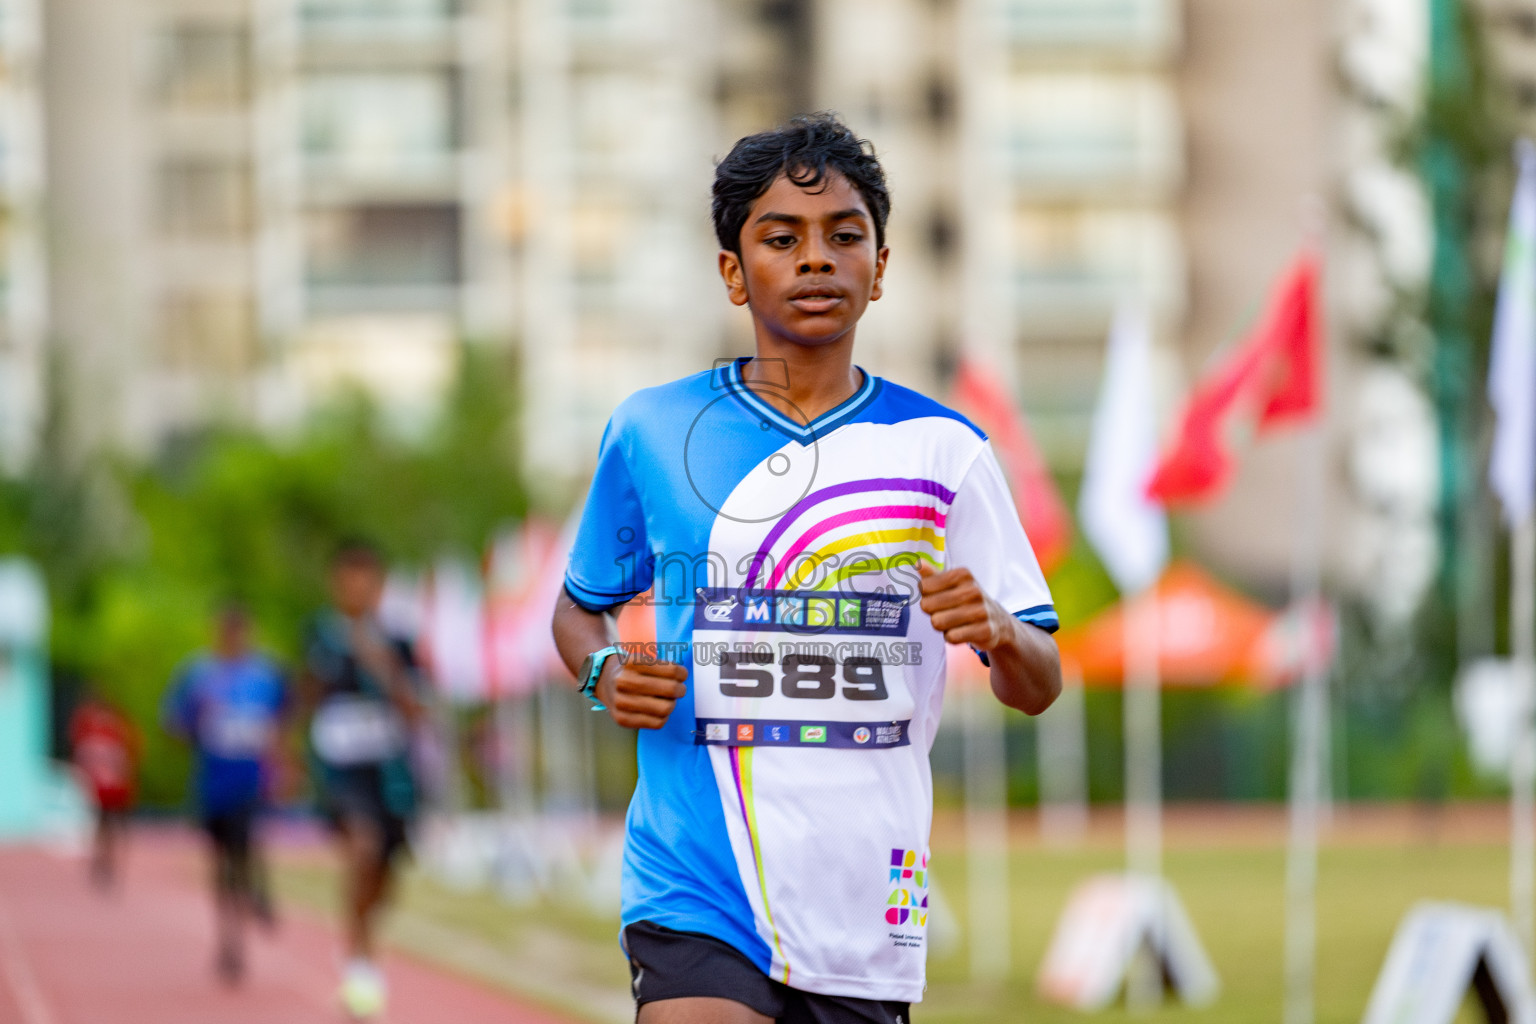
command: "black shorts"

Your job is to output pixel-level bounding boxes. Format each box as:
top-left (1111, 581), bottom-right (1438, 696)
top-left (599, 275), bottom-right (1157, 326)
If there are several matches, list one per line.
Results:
top-left (320, 767), bottom-right (411, 865)
top-left (202, 805), bottom-right (258, 860)
top-left (623, 921), bottom-right (911, 1024)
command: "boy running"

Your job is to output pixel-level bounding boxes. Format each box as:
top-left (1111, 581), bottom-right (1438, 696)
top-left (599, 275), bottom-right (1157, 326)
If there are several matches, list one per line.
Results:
top-left (163, 602), bottom-right (289, 984)
top-left (552, 114), bottom-right (1061, 1023)
top-left (69, 691), bottom-right (138, 891)
top-left (301, 540), bottom-right (423, 1019)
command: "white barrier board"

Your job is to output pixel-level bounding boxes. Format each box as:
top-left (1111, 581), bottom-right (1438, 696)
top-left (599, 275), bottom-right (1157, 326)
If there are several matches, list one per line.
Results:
top-left (1362, 903), bottom-right (1536, 1024)
top-left (1037, 873), bottom-right (1219, 1011)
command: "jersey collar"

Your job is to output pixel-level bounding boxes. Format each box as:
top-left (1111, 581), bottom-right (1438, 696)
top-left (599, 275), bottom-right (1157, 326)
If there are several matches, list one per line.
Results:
top-left (720, 356), bottom-right (881, 444)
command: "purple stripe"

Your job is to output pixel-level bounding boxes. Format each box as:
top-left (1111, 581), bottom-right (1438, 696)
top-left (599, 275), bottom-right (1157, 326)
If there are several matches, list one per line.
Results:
top-left (746, 478), bottom-right (956, 587)
top-left (766, 505), bottom-right (947, 588)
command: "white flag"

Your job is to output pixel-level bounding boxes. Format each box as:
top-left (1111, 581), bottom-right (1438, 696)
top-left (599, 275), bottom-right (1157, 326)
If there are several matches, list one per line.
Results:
top-left (1079, 306), bottom-right (1169, 594)
top-left (1490, 139), bottom-right (1536, 525)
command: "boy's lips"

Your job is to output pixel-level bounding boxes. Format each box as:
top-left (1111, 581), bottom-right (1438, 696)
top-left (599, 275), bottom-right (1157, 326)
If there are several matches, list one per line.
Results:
top-left (788, 288), bottom-right (844, 314)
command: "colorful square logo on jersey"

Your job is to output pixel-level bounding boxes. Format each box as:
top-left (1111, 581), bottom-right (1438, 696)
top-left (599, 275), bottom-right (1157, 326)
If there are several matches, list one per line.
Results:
top-left (885, 848), bottom-right (930, 927)
top-left (806, 597), bottom-right (835, 628)
top-left (705, 723), bottom-right (728, 742)
top-left (837, 599), bottom-right (862, 628)
top-left (736, 724), bottom-right (754, 742)
top-left (776, 597), bottom-right (805, 626)
top-left (799, 725), bottom-right (826, 744)
top-left (744, 596), bottom-right (774, 623)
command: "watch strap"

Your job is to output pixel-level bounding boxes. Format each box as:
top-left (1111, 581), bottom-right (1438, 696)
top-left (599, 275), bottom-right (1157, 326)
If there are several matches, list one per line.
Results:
top-left (580, 645), bottom-right (622, 711)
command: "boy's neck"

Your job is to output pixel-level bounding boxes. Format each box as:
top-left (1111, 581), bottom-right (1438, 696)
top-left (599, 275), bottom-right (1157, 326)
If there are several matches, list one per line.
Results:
top-left (743, 331), bottom-right (863, 425)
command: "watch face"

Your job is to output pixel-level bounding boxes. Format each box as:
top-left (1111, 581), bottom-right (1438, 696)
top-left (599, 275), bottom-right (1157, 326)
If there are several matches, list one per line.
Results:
top-left (577, 654), bottom-right (596, 688)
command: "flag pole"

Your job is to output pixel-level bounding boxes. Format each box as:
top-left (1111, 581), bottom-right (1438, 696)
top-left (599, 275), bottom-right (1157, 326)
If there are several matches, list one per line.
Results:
top-left (1123, 585), bottom-right (1162, 1008)
top-left (1038, 663), bottom-right (1088, 846)
top-left (1510, 511), bottom-right (1536, 953)
top-left (1283, 420), bottom-right (1328, 1024)
top-left (963, 686), bottom-right (1011, 980)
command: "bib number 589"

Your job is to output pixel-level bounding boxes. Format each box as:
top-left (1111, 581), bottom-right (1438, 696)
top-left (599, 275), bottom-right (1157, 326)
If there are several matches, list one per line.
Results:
top-left (719, 652), bottom-right (888, 701)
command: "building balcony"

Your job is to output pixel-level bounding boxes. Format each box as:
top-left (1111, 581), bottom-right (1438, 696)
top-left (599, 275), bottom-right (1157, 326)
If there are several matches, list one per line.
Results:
top-left (304, 282), bottom-right (462, 316)
top-left (1007, 73), bottom-right (1182, 196)
top-left (1005, 0), bottom-right (1178, 57)
top-left (303, 151), bottom-right (462, 202)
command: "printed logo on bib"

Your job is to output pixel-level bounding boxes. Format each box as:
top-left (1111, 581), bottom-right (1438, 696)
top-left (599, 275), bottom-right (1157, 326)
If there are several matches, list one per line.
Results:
top-left (694, 587), bottom-right (909, 637)
top-left (697, 718), bottom-right (907, 748)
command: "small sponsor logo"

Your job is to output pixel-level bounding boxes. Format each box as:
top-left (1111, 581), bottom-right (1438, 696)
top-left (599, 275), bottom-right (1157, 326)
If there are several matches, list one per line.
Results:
top-left (736, 724), bottom-right (755, 742)
top-left (776, 597), bottom-right (805, 626)
top-left (876, 724), bottom-right (904, 745)
top-left (702, 592), bottom-right (739, 622)
top-left (853, 727), bottom-right (872, 745)
top-left (768, 725), bottom-right (786, 742)
top-left (745, 596), bottom-right (773, 623)
top-left (837, 599), bottom-right (862, 628)
top-left (806, 597), bottom-right (835, 628)
top-left (705, 723), bottom-right (729, 741)
top-left (863, 598), bottom-right (905, 630)
top-left (799, 725), bottom-right (826, 744)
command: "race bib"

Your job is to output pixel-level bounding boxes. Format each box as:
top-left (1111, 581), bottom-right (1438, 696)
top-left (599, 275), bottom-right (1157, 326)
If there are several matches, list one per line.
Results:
top-left (311, 696), bottom-right (406, 767)
top-left (690, 587), bottom-right (919, 749)
top-left (202, 710), bottom-right (275, 760)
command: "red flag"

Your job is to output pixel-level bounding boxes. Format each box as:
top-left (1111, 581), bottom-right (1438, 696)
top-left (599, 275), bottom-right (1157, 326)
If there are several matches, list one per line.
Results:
top-left (1146, 252), bottom-right (1322, 505)
top-left (950, 359), bottom-right (1073, 574)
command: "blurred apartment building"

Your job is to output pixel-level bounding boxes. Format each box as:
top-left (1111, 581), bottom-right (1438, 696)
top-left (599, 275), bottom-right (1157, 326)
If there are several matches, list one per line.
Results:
top-left (2, 0), bottom-right (1470, 594)
top-left (0, 0), bottom-right (44, 474)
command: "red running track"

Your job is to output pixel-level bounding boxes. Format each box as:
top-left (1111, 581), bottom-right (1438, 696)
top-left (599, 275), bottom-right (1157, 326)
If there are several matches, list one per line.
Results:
top-left (0, 827), bottom-right (580, 1024)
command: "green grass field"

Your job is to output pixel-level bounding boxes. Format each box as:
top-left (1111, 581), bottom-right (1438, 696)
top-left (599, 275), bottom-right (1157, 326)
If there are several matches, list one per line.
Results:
top-left (274, 810), bottom-right (1511, 1023)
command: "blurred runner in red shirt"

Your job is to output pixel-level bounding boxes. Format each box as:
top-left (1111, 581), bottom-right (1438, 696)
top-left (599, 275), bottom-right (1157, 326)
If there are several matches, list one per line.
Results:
top-left (69, 693), bottom-right (139, 890)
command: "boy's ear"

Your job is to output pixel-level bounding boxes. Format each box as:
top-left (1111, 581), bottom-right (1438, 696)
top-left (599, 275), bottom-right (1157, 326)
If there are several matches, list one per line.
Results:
top-left (718, 249), bottom-right (750, 307)
top-left (870, 245), bottom-right (890, 302)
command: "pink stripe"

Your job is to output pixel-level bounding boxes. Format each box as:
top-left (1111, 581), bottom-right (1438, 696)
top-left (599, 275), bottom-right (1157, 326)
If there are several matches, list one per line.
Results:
top-left (766, 505), bottom-right (946, 589)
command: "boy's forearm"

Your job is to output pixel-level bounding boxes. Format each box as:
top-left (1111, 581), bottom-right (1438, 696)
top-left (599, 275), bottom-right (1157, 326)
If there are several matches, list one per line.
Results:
top-left (986, 620), bottom-right (1061, 716)
top-left (552, 589), bottom-right (619, 680)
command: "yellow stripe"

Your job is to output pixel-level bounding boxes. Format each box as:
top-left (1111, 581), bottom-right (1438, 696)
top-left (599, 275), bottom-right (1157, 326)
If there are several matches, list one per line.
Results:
top-left (739, 748), bottom-right (790, 981)
top-left (812, 551), bottom-right (943, 591)
top-left (783, 529), bottom-right (945, 589)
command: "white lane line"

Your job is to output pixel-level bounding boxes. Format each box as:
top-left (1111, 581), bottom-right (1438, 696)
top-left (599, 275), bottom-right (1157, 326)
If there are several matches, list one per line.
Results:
top-left (0, 891), bottom-right (59, 1024)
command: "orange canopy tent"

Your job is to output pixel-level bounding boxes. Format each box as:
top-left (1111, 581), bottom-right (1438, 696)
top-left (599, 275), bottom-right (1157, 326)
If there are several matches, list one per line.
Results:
top-left (1055, 561), bottom-right (1309, 690)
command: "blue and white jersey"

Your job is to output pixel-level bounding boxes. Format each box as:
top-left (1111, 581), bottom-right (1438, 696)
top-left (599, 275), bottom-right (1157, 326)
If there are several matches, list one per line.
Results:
top-left (164, 654), bottom-right (288, 816)
top-left (564, 359), bottom-right (1056, 1002)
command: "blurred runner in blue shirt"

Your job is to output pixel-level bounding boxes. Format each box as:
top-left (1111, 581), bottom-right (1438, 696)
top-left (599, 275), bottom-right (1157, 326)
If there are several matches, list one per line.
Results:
top-left (164, 601), bottom-right (289, 985)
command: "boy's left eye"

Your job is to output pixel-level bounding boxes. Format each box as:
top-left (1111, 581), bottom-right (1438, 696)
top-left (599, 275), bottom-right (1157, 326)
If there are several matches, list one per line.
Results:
top-left (833, 232), bottom-right (863, 244)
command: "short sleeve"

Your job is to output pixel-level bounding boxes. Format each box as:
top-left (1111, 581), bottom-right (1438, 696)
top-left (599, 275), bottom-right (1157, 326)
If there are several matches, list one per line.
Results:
top-left (563, 416), bottom-right (653, 612)
top-left (945, 446), bottom-right (1058, 634)
top-left (162, 665), bottom-right (197, 739)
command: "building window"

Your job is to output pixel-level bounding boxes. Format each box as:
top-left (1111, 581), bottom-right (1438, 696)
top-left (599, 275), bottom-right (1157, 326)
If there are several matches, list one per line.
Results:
top-left (158, 23), bottom-right (251, 109)
top-left (302, 73), bottom-right (456, 179)
top-left (306, 204), bottom-right (461, 290)
top-left (1004, 0), bottom-right (1177, 53)
top-left (160, 160), bottom-right (252, 240)
top-left (161, 292), bottom-right (257, 373)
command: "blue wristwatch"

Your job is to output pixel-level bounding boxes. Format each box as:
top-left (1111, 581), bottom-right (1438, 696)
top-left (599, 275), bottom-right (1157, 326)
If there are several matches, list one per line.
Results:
top-left (577, 645), bottom-right (622, 711)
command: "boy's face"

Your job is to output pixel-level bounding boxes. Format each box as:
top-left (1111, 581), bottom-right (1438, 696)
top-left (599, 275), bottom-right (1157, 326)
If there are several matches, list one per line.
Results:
top-left (331, 560), bottom-right (385, 618)
top-left (718, 170), bottom-right (888, 348)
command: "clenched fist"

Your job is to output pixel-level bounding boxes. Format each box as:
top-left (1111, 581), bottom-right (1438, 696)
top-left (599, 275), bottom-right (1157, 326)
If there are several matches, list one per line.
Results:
top-left (597, 655), bottom-right (688, 730)
top-left (916, 562), bottom-right (1013, 652)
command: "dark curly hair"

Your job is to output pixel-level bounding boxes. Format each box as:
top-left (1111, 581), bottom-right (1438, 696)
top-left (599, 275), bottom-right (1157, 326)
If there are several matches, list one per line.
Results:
top-left (712, 112), bottom-right (891, 256)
